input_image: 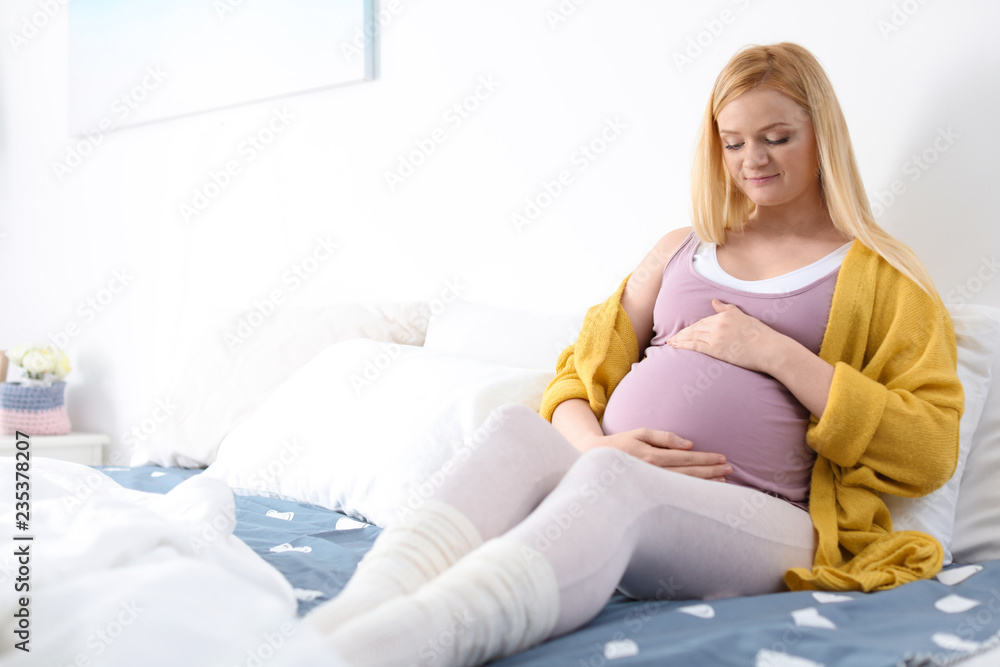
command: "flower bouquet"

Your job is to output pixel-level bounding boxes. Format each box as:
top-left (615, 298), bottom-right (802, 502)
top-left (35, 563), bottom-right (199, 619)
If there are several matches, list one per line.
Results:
top-left (1, 344), bottom-right (73, 435)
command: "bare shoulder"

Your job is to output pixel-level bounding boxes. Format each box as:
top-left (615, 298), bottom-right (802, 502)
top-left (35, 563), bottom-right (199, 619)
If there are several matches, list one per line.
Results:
top-left (651, 226), bottom-right (694, 267)
top-left (631, 226), bottom-right (692, 287)
top-left (621, 226), bottom-right (693, 350)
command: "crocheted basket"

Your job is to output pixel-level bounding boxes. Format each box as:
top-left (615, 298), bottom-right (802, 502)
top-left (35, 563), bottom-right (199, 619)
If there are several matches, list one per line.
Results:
top-left (0, 381), bottom-right (71, 435)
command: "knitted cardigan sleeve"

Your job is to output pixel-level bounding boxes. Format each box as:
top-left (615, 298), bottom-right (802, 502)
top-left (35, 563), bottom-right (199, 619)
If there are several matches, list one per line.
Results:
top-left (537, 274), bottom-right (639, 424)
top-left (784, 244), bottom-right (965, 592)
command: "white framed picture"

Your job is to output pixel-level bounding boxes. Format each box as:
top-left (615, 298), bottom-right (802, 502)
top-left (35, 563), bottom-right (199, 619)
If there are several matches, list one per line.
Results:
top-left (68, 0), bottom-right (375, 136)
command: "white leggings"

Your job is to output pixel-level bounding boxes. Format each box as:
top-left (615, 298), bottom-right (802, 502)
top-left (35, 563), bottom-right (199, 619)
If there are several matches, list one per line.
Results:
top-left (429, 404), bottom-right (818, 639)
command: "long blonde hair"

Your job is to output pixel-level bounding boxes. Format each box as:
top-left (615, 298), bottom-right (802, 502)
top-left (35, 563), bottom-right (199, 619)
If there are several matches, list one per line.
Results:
top-left (691, 42), bottom-right (938, 296)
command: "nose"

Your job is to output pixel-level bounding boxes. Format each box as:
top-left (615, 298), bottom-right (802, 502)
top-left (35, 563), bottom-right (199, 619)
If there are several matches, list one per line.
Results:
top-left (744, 141), bottom-right (770, 168)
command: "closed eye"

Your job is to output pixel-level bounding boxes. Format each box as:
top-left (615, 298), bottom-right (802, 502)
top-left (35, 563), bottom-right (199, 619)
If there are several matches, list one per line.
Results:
top-left (724, 137), bottom-right (789, 151)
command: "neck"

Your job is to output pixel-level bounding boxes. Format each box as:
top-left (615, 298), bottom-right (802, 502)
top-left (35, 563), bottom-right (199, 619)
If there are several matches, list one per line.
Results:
top-left (742, 190), bottom-right (843, 240)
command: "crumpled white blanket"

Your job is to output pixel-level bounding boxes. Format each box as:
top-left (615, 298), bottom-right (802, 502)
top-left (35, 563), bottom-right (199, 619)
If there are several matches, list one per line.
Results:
top-left (0, 457), bottom-right (344, 666)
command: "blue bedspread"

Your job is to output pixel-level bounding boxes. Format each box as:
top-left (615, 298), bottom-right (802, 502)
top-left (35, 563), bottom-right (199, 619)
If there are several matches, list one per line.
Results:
top-left (98, 465), bottom-right (1000, 666)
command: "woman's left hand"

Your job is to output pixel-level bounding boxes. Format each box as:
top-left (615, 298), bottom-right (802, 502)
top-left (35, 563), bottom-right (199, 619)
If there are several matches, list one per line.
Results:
top-left (665, 300), bottom-right (784, 374)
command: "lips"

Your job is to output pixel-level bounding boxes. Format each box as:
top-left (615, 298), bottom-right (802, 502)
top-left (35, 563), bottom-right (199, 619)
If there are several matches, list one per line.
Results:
top-left (745, 174), bottom-right (778, 184)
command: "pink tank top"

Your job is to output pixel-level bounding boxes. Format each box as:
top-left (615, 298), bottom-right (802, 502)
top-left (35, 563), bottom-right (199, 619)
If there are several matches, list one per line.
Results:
top-left (600, 232), bottom-right (840, 509)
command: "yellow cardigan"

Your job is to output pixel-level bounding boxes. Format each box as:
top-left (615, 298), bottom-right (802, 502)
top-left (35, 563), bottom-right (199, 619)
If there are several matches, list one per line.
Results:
top-left (538, 240), bottom-right (965, 592)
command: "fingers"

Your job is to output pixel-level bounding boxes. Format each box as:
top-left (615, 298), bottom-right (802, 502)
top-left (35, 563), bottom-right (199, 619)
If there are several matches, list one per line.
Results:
top-left (665, 324), bottom-right (711, 351)
top-left (667, 464), bottom-right (731, 481)
top-left (711, 299), bottom-right (741, 313)
top-left (632, 427), bottom-right (692, 450)
top-left (656, 455), bottom-right (732, 478)
top-left (620, 430), bottom-right (732, 479)
top-left (665, 335), bottom-right (708, 352)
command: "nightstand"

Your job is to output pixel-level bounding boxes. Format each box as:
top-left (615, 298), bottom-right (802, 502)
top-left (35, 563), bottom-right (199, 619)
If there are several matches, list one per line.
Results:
top-left (0, 432), bottom-right (109, 465)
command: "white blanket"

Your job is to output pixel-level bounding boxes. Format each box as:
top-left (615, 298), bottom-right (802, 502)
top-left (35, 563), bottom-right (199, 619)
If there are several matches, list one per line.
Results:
top-left (0, 457), bottom-right (344, 666)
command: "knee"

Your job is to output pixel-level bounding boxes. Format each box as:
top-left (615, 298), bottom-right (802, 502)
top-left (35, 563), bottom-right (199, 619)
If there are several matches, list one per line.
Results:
top-left (488, 402), bottom-right (543, 431)
top-left (574, 446), bottom-right (636, 476)
top-left (564, 447), bottom-right (641, 504)
top-left (460, 403), bottom-right (577, 460)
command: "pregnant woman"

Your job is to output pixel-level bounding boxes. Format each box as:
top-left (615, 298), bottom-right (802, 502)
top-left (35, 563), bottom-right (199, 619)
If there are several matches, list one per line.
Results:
top-left (306, 42), bottom-right (964, 666)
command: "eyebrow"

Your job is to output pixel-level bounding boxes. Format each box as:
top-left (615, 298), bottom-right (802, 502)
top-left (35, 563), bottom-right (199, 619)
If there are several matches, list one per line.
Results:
top-left (718, 122), bottom-right (793, 135)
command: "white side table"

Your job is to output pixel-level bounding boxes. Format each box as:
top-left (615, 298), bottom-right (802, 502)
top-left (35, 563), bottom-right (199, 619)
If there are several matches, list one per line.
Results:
top-left (0, 432), bottom-right (109, 465)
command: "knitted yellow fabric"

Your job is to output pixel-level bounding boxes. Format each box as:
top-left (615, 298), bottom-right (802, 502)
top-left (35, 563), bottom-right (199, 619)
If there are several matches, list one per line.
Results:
top-left (538, 240), bottom-right (965, 592)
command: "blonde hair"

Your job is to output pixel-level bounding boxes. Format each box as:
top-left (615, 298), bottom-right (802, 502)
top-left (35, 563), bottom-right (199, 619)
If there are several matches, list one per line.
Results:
top-left (691, 42), bottom-right (938, 296)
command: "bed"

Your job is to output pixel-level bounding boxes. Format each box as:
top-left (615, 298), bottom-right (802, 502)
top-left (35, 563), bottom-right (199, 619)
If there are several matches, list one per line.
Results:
top-left (4, 298), bottom-right (1000, 666)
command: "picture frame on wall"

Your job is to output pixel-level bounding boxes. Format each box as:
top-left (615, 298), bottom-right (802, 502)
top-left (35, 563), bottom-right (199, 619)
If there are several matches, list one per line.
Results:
top-left (68, 0), bottom-right (375, 136)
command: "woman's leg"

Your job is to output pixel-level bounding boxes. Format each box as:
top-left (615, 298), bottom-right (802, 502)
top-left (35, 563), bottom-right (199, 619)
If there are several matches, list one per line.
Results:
top-left (306, 402), bottom-right (580, 633)
top-left (506, 446), bottom-right (818, 637)
top-left (424, 402), bottom-right (583, 540)
top-left (322, 447), bottom-right (816, 666)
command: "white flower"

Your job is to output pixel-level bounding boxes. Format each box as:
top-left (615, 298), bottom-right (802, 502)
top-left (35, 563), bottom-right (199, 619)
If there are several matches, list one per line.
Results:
top-left (6, 344), bottom-right (28, 365)
top-left (52, 349), bottom-right (72, 379)
top-left (21, 349), bottom-right (53, 376)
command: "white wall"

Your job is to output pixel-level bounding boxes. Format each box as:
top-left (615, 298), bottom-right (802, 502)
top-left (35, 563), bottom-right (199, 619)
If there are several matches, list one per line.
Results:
top-left (2, 0), bottom-right (998, 465)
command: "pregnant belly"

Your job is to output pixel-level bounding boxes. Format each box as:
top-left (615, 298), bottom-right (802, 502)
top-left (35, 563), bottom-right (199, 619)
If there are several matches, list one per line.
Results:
top-left (601, 346), bottom-right (816, 505)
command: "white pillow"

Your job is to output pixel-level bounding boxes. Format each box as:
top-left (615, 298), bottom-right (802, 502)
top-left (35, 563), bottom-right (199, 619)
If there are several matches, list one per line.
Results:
top-left (202, 339), bottom-right (555, 527)
top-left (951, 305), bottom-right (1000, 563)
top-left (423, 299), bottom-right (583, 370)
top-left (130, 302), bottom-right (429, 468)
top-left (883, 305), bottom-right (1000, 565)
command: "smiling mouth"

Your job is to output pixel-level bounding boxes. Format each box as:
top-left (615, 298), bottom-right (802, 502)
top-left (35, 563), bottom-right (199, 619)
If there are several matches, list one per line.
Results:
top-left (745, 174), bottom-right (778, 184)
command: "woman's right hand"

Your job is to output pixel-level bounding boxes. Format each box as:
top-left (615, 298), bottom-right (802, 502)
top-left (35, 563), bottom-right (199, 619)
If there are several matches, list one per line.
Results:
top-left (580, 428), bottom-right (731, 482)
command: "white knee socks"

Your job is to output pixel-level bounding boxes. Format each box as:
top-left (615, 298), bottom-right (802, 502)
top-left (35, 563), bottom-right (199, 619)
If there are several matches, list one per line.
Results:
top-left (325, 535), bottom-right (560, 667)
top-left (305, 499), bottom-right (482, 635)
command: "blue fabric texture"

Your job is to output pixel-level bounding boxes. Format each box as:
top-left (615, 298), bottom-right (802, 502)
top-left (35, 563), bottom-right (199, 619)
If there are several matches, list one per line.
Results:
top-left (1, 381), bottom-right (66, 410)
top-left (97, 465), bottom-right (1000, 666)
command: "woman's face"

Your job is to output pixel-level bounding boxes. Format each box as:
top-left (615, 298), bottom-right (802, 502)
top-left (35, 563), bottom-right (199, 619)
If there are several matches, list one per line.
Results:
top-left (715, 87), bottom-right (821, 211)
